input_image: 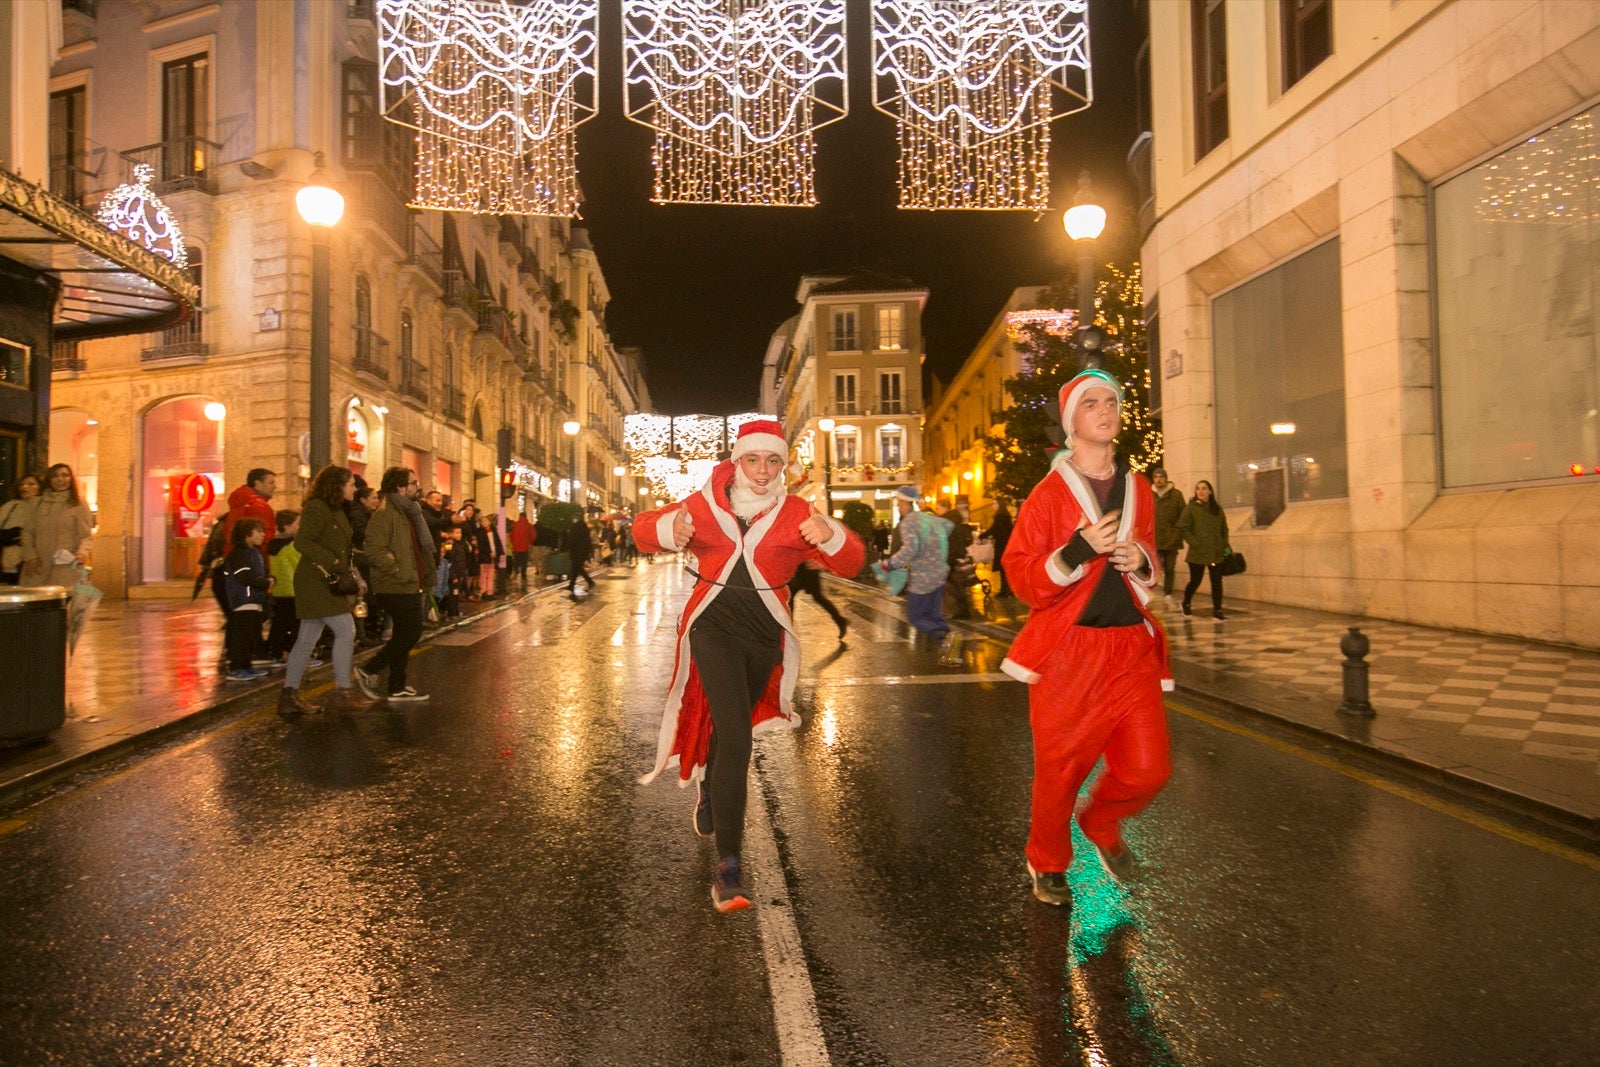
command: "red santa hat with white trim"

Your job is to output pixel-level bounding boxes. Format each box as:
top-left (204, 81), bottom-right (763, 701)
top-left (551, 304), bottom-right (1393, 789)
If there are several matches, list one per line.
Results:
top-left (730, 419), bottom-right (787, 460)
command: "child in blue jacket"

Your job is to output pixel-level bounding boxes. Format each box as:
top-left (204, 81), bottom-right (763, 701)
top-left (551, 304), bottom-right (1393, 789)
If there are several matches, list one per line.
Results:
top-left (222, 518), bottom-right (273, 681)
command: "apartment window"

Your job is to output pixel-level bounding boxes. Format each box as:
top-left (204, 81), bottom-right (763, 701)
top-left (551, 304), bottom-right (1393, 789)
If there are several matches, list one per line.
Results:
top-left (342, 60), bottom-right (381, 165)
top-left (833, 372), bottom-right (858, 415)
top-left (1191, 0), bottom-right (1227, 159)
top-left (48, 85), bottom-right (87, 202)
top-left (1282, 0), bottom-right (1332, 90)
top-left (879, 428), bottom-right (904, 469)
top-left (161, 53), bottom-right (210, 180)
top-left (834, 429), bottom-right (859, 468)
top-left (1435, 107), bottom-right (1600, 487)
top-left (877, 305), bottom-right (904, 349)
top-left (831, 309), bottom-right (858, 351)
top-left (399, 311), bottom-right (414, 365)
top-left (878, 370), bottom-right (904, 414)
top-left (1212, 239), bottom-right (1346, 507)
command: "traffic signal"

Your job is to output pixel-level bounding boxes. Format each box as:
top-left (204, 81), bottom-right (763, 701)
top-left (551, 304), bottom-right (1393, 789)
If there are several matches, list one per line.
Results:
top-left (496, 427), bottom-right (513, 470)
top-left (500, 468), bottom-right (516, 502)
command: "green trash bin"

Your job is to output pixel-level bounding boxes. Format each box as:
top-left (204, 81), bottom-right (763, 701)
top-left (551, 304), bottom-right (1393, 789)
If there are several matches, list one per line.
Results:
top-left (0, 586), bottom-right (69, 745)
top-left (544, 551), bottom-right (571, 579)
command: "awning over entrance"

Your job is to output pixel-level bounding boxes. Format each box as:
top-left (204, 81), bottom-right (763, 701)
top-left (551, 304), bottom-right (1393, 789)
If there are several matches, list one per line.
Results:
top-left (0, 168), bottom-right (198, 342)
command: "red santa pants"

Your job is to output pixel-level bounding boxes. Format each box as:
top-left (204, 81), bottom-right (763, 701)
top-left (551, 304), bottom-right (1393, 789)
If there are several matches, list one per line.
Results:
top-left (1026, 624), bottom-right (1171, 873)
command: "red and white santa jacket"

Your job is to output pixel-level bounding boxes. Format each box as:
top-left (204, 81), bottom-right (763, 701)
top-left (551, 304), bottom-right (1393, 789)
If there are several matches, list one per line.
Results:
top-left (1000, 454), bottom-right (1174, 690)
top-left (633, 461), bottom-right (866, 785)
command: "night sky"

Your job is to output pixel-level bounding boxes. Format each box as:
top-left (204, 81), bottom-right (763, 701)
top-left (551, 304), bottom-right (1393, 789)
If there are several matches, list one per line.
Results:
top-left (575, 0), bottom-right (1143, 414)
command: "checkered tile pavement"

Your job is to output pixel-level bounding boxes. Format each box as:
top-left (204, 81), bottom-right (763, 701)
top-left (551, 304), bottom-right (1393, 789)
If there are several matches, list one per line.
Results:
top-left (1147, 599), bottom-right (1600, 771)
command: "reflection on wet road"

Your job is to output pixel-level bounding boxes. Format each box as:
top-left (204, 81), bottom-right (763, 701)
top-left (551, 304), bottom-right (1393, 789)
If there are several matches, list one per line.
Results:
top-left (0, 562), bottom-right (1596, 1065)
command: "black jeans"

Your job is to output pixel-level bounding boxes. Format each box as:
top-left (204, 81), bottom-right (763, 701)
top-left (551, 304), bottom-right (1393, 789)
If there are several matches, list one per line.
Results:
top-left (1184, 563), bottom-right (1223, 612)
top-left (1158, 549), bottom-right (1179, 596)
top-left (366, 592), bottom-right (424, 693)
top-left (689, 626), bottom-right (782, 861)
top-left (568, 559), bottom-right (593, 594)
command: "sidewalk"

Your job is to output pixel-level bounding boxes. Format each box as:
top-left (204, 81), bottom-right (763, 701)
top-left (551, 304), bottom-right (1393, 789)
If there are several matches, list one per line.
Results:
top-left (0, 575), bottom-right (580, 807)
top-left (948, 579), bottom-right (1600, 835)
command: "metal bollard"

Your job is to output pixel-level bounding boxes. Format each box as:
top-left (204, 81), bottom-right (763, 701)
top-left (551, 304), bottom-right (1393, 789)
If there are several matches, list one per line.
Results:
top-left (1338, 626), bottom-right (1375, 716)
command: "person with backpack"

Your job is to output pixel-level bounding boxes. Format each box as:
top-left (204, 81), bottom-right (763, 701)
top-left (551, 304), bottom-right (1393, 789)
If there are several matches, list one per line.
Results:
top-left (221, 518), bottom-right (272, 682)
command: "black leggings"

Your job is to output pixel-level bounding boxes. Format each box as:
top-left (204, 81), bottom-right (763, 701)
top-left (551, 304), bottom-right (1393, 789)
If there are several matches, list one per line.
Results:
top-left (1184, 563), bottom-right (1223, 611)
top-left (366, 592), bottom-right (423, 693)
top-left (689, 626), bottom-right (782, 860)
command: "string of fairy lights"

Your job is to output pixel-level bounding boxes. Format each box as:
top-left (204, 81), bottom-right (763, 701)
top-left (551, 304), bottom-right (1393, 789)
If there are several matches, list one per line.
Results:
top-left (625, 0), bottom-right (847, 206)
top-left (1477, 108), bottom-right (1596, 224)
top-left (376, 0), bottom-right (1093, 214)
top-left (96, 163), bottom-right (189, 269)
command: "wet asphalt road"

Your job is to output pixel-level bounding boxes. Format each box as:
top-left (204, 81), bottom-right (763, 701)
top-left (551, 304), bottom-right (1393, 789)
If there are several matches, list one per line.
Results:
top-left (1, 562), bottom-right (1598, 1067)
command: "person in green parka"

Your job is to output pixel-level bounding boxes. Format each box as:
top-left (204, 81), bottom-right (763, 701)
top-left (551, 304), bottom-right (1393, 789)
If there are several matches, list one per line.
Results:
top-left (1150, 467), bottom-right (1185, 601)
top-left (277, 465), bottom-right (378, 715)
top-left (1176, 479), bottom-right (1230, 620)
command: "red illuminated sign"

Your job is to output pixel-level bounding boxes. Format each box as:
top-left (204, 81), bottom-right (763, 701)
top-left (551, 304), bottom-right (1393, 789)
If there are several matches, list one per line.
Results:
top-left (178, 474), bottom-right (215, 512)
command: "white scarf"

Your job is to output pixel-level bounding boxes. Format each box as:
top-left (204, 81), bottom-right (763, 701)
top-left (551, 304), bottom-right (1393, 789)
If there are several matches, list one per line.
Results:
top-left (729, 465), bottom-right (785, 522)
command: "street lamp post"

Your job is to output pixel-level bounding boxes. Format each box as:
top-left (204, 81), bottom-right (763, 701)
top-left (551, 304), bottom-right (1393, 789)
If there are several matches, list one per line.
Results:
top-left (1062, 169), bottom-right (1107, 371)
top-left (816, 417), bottom-right (835, 517)
top-left (295, 152), bottom-right (344, 472)
top-left (563, 419), bottom-right (581, 504)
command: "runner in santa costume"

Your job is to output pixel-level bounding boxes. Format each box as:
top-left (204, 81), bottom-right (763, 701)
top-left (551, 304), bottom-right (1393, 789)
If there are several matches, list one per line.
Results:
top-left (633, 419), bottom-right (864, 912)
top-left (1000, 368), bottom-right (1174, 906)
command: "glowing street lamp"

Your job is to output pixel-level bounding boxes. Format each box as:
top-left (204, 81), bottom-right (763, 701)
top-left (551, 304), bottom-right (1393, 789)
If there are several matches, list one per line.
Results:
top-left (1063, 170), bottom-right (1107, 372)
top-left (563, 419), bottom-right (581, 503)
top-left (296, 152), bottom-right (344, 471)
top-left (816, 417), bottom-right (835, 517)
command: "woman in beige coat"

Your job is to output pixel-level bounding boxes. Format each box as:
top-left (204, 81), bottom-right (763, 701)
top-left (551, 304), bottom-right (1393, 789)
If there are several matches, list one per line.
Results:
top-left (21, 464), bottom-right (93, 588)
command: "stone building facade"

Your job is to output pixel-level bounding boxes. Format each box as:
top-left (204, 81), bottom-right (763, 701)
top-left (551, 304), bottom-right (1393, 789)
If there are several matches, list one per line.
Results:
top-left (43, 0), bottom-right (643, 596)
top-left (1142, 0), bottom-right (1600, 647)
top-left (765, 272), bottom-right (929, 522)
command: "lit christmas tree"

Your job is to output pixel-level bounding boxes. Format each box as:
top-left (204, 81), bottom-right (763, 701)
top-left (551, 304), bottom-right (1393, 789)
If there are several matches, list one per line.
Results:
top-left (983, 261), bottom-right (1163, 504)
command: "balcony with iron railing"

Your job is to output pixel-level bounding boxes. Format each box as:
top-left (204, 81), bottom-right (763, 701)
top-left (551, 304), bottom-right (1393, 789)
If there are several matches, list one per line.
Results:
top-left (398, 355), bottom-right (429, 405)
top-left (498, 216), bottom-right (526, 258)
top-left (518, 247), bottom-right (544, 287)
top-left (528, 442), bottom-right (548, 467)
top-left (346, 169), bottom-right (413, 258)
top-left (442, 269), bottom-right (480, 318)
top-left (521, 359), bottom-right (546, 389)
top-left (52, 340), bottom-right (86, 376)
top-left (120, 136), bottom-right (223, 195)
top-left (352, 326), bottom-right (390, 382)
top-left (404, 220), bottom-right (443, 290)
top-left (442, 385), bottom-right (466, 424)
top-left (142, 313), bottom-right (209, 364)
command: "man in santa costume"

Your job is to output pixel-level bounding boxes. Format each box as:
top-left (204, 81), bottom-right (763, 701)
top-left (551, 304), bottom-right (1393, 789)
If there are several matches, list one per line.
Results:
top-left (633, 419), bottom-right (865, 912)
top-left (1001, 368), bottom-right (1174, 907)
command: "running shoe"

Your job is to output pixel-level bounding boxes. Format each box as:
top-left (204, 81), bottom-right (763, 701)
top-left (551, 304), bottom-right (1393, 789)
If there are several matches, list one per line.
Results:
top-left (711, 857), bottom-right (750, 913)
top-left (353, 666), bottom-right (382, 700)
top-left (937, 633), bottom-right (963, 667)
top-left (223, 670), bottom-right (256, 684)
top-left (1027, 862), bottom-right (1071, 906)
top-left (1092, 840), bottom-right (1139, 884)
top-left (386, 687), bottom-right (430, 702)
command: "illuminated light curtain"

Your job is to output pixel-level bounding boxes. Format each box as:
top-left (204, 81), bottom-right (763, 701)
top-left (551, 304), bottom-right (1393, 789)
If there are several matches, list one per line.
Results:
top-left (1477, 108), bottom-right (1597, 224)
top-left (624, 411), bottom-right (776, 497)
top-left (378, 0), bottom-right (597, 216)
top-left (96, 163), bottom-right (188, 268)
top-left (872, 0), bottom-right (1091, 211)
top-left (624, 0), bottom-right (847, 207)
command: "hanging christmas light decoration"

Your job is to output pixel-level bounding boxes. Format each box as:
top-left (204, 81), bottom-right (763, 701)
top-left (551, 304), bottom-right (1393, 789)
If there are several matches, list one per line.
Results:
top-left (377, 0), bottom-right (597, 216)
top-left (624, 411), bottom-right (777, 497)
top-left (1477, 108), bottom-right (1596, 223)
top-left (1004, 307), bottom-right (1077, 341)
top-left (873, 0), bottom-right (1091, 211)
top-left (624, 0), bottom-right (847, 206)
top-left (95, 163), bottom-right (189, 269)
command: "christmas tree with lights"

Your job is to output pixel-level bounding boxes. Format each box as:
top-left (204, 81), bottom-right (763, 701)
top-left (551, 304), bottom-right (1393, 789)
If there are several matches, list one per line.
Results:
top-left (983, 262), bottom-right (1163, 504)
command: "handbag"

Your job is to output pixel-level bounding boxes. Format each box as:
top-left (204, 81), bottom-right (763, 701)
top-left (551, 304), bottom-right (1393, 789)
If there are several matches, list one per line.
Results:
top-left (315, 561), bottom-right (361, 596)
top-left (1218, 550), bottom-right (1247, 577)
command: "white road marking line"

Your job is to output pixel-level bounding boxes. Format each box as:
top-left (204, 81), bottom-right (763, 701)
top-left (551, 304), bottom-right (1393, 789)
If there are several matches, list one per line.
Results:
top-left (746, 768), bottom-right (830, 1067)
top-left (809, 672), bottom-right (1014, 687)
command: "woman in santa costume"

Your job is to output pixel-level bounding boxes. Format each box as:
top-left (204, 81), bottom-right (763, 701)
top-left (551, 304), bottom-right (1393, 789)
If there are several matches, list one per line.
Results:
top-left (633, 420), bottom-right (864, 912)
top-left (1001, 369), bottom-right (1174, 907)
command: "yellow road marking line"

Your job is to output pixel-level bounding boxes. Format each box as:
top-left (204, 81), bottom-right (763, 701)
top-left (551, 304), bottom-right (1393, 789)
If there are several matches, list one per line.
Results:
top-left (1167, 697), bottom-right (1600, 873)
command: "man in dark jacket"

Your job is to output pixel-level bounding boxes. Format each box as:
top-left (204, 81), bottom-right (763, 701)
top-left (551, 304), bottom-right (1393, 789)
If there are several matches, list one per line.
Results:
top-left (564, 518), bottom-right (595, 598)
top-left (1150, 467), bottom-right (1185, 600)
top-left (981, 502), bottom-right (1014, 597)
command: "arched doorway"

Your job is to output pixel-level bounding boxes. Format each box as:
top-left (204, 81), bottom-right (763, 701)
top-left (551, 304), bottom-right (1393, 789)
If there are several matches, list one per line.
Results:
top-left (346, 402), bottom-right (371, 478)
top-left (140, 396), bottom-right (224, 582)
top-left (49, 408), bottom-right (100, 514)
